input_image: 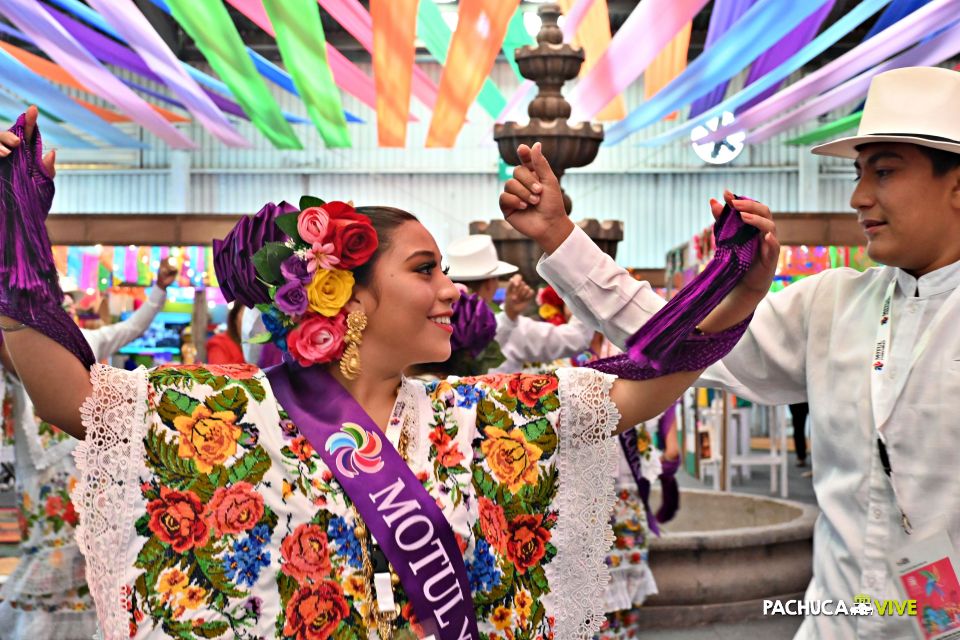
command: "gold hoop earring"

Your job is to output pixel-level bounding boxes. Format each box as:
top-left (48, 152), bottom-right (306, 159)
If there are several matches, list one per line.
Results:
top-left (339, 310), bottom-right (367, 380)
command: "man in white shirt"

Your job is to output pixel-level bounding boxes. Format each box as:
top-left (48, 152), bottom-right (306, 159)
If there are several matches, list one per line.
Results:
top-left (445, 234), bottom-right (593, 371)
top-left (503, 66), bottom-right (960, 639)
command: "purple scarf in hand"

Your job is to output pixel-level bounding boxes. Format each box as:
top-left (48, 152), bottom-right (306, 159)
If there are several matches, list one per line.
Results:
top-left (0, 116), bottom-right (94, 369)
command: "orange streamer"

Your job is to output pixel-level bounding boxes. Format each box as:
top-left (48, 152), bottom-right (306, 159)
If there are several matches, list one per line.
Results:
top-left (370, 0), bottom-right (419, 147)
top-left (426, 0), bottom-right (519, 147)
top-left (0, 41), bottom-right (189, 123)
top-left (557, 0), bottom-right (625, 121)
top-left (643, 22), bottom-right (692, 121)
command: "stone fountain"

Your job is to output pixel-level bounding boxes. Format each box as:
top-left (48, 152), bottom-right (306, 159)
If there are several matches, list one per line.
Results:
top-left (473, 2), bottom-right (621, 286)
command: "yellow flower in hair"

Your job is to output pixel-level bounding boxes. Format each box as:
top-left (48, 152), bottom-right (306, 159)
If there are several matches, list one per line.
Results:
top-left (307, 268), bottom-right (355, 317)
top-left (538, 303), bottom-right (561, 321)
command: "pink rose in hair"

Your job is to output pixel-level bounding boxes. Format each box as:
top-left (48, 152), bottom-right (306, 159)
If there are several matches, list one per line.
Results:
top-left (287, 312), bottom-right (347, 366)
top-left (296, 207), bottom-right (330, 245)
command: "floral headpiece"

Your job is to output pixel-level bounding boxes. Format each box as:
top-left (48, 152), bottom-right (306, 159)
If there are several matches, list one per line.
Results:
top-left (224, 196), bottom-right (378, 367)
top-left (536, 286), bottom-right (566, 325)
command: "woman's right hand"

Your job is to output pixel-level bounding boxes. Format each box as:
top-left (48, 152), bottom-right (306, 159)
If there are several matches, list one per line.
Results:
top-left (1, 105), bottom-right (57, 177)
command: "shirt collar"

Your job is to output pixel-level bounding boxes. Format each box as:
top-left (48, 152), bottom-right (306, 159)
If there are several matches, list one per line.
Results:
top-left (895, 258), bottom-right (960, 298)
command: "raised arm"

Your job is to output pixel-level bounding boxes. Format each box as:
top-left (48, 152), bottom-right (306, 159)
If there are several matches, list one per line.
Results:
top-left (500, 143), bottom-right (779, 433)
top-left (0, 107), bottom-right (92, 438)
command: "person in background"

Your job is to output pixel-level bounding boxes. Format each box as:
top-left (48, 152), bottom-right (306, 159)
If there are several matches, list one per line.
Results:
top-left (788, 402), bottom-right (809, 468)
top-left (0, 259), bottom-right (178, 639)
top-left (206, 302), bottom-right (246, 364)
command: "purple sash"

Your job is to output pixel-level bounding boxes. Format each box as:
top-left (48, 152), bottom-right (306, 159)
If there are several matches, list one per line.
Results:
top-left (267, 364), bottom-right (479, 640)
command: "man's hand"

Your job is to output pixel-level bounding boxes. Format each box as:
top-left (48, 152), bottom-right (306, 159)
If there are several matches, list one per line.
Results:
top-left (498, 142), bottom-right (574, 254)
top-left (710, 190), bottom-right (780, 296)
top-left (156, 259), bottom-right (180, 291)
top-left (504, 274), bottom-right (534, 321)
top-left (1, 106), bottom-right (56, 177)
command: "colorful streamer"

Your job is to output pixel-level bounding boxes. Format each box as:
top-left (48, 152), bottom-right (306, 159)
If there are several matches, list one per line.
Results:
top-left (427, 0), bottom-right (520, 147)
top-left (0, 88), bottom-right (94, 148)
top-left (0, 44), bottom-right (142, 147)
top-left (417, 0), bottom-right (508, 119)
top-left (785, 112), bottom-right (863, 146)
top-left (160, 0), bottom-right (302, 149)
top-left (262, 0), bottom-right (351, 147)
top-left (567, 0), bottom-right (709, 122)
top-left (557, 0), bottom-right (625, 121)
top-left (702, 0), bottom-right (959, 144)
top-left (318, 0), bottom-right (439, 109)
top-left (736, 1), bottom-right (835, 113)
top-left (0, 0), bottom-right (197, 148)
top-left (637, 0), bottom-right (891, 147)
top-left (86, 0), bottom-right (248, 147)
top-left (642, 22), bottom-right (693, 120)
top-left (370, 0), bottom-right (420, 147)
top-left (604, 0), bottom-right (833, 146)
top-left (500, 8), bottom-right (534, 80)
top-left (687, 0), bottom-right (758, 119)
top-left (225, 0), bottom-right (378, 118)
top-left (747, 21), bottom-right (960, 143)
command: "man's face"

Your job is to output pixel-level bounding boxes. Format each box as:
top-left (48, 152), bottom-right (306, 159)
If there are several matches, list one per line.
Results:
top-left (851, 143), bottom-right (960, 275)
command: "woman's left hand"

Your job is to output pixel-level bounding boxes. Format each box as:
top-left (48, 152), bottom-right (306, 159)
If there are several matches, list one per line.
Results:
top-left (711, 190), bottom-right (780, 295)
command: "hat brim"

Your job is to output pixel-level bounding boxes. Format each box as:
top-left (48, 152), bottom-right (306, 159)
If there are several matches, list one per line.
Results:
top-left (446, 260), bottom-right (518, 282)
top-left (812, 134), bottom-right (960, 159)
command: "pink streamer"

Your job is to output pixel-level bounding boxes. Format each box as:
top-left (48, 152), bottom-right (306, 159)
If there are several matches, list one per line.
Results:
top-left (705, 0), bottom-right (960, 142)
top-left (0, 0), bottom-right (196, 148)
top-left (86, 0), bottom-right (249, 147)
top-left (567, 0), bottom-right (709, 122)
top-left (748, 20), bottom-right (960, 143)
top-left (124, 247), bottom-right (138, 283)
top-left (225, 0), bottom-right (391, 118)
top-left (80, 253), bottom-right (98, 292)
top-left (496, 0), bottom-right (598, 123)
top-left (317, 0), bottom-right (438, 110)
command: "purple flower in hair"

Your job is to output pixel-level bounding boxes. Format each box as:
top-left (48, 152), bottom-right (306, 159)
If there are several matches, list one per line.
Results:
top-left (280, 255), bottom-right (312, 285)
top-left (275, 281), bottom-right (308, 317)
top-left (450, 293), bottom-right (497, 358)
top-left (213, 201), bottom-right (298, 308)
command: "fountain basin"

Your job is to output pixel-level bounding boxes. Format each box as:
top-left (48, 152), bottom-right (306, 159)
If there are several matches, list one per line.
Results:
top-left (634, 489), bottom-right (817, 628)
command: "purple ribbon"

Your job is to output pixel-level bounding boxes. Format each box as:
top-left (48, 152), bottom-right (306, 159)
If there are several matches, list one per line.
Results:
top-left (266, 364), bottom-right (480, 640)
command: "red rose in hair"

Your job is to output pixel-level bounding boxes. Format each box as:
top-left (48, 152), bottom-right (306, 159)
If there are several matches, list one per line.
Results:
top-left (146, 487), bottom-right (209, 552)
top-left (478, 497), bottom-right (509, 553)
top-left (321, 203), bottom-right (378, 269)
top-left (204, 482), bottom-right (264, 536)
top-left (504, 513), bottom-right (551, 574)
top-left (281, 523), bottom-right (332, 583)
top-left (536, 286), bottom-right (564, 309)
top-left (282, 580), bottom-right (349, 640)
top-left (508, 375), bottom-right (559, 407)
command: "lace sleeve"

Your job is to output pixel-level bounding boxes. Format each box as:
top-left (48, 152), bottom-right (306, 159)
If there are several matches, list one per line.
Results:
top-left (71, 364), bottom-right (150, 640)
top-left (552, 367), bottom-right (621, 639)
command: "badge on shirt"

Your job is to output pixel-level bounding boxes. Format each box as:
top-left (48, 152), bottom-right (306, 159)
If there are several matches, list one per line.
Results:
top-left (889, 529), bottom-right (960, 639)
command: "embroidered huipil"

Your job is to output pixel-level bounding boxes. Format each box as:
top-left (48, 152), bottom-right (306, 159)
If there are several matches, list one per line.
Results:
top-left (539, 226), bottom-right (960, 640)
top-left (0, 287), bottom-right (166, 640)
top-left (72, 363), bottom-right (622, 640)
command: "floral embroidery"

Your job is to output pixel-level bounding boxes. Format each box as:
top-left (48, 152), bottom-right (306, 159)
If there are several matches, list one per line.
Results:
top-left (480, 427), bottom-right (543, 492)
top-left (173, 405), bottom-right (242, 473)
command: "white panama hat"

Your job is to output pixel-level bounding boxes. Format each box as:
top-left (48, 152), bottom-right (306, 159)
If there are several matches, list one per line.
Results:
top-left (812, 66), bottom-right (960, 159)
top-left (445, 235), bottom-right (518, 282)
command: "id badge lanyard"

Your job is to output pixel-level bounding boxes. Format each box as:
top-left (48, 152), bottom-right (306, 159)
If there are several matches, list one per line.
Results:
top-left (871, 276), bottom-right (960, 534)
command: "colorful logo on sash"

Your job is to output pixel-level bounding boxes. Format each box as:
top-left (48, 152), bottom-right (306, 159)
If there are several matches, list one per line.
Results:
top-left (873, 360), bottom-right (884, 371)
top-left (326, 422), bottom-right (385, 478)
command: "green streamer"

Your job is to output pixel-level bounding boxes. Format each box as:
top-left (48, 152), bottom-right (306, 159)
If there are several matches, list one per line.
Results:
top-left (786, 111), bottom-right (862, 146)
top-left (502, 8), bottom-right (534, 80)
top-left (416, 0), bottom-right (507, 119)
top-left (164, 0), bottom-right (301, 149)
top-left (263, 0), bottom-right (350, 148)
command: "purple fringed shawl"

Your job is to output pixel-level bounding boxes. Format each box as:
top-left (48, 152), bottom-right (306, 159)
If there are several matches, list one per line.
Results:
top-left (0, 116), bottom-right (95, 369)
top-left (586, 200), bottom-right (759, 380)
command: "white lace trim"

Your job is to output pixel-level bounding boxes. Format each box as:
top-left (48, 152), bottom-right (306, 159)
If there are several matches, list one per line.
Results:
top-left (71, 365), bottom-right (149, 640)
top-left (553, 367), bottom-right (620, 640)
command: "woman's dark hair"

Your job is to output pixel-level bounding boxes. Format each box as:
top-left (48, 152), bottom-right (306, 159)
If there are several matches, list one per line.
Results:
top-left (915, 145), bottom-right (960, 176)
top-left (226, 303), bottom-right (244, 345)
top-left (352, 206), bottom-right (419, 290)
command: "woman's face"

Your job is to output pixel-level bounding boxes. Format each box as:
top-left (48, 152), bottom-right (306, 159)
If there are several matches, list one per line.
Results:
top-left (351, 221), bottom-right (461, 371)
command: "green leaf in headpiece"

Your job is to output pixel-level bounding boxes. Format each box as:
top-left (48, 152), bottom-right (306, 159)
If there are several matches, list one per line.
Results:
top-left (299, 195), bottom-right (326, 211)
top-left (253, 243), bottom-right (294, 284)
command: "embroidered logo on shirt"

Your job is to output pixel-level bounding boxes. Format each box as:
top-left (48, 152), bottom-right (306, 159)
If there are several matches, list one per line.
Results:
top-left (326, 423), bottom-right (385, 478)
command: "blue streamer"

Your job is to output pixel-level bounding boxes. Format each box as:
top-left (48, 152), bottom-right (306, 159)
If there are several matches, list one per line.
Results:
top-left (635, 0), bottom-right (892, 148)
top-left (0, 87), bottom-right (96, 148)
top-left (605, 0), bottom-right (833, 146)
top-left (0, 45), bottom-right (143, 147)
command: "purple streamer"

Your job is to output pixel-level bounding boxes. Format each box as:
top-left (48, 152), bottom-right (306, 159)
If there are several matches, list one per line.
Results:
top-left (737, 1), bottom-right (835, 113)
top-left (687, 0), bottom-right (758, 119)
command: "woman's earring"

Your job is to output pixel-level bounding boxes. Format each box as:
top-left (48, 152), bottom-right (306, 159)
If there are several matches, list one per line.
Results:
top-left (339, 310), bottom-right (367, 380)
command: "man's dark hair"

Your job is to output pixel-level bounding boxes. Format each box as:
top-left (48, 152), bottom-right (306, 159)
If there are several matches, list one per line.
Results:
top-left (915, 145), bottom-right (960, 176)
